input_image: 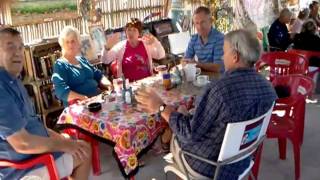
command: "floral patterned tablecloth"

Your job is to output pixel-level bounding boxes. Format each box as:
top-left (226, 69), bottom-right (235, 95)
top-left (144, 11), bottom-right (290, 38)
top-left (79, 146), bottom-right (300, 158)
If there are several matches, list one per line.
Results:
top-left (57, 78), bottom-right (202, 175)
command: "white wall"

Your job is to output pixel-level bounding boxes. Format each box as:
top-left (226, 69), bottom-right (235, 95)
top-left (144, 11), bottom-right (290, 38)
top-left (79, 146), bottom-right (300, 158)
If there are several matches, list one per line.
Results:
top-left (300, 0), bottom-right (316, 8)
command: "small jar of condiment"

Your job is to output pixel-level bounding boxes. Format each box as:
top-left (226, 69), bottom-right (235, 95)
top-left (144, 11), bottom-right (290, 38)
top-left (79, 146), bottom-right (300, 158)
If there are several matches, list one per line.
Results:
top-left (162, 73), bottom-right (171, 90)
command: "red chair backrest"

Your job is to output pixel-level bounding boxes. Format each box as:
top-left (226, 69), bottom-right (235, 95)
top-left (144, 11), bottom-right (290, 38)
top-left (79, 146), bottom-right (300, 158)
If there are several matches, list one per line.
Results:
top-left (256, 52), bottom-right (308, 80)
top-left (272, 74), bottom-right (314, 98)
top-left (271, 75), bottom-right (314, 136)
top-left (288, 49), bottom-right (320, 62)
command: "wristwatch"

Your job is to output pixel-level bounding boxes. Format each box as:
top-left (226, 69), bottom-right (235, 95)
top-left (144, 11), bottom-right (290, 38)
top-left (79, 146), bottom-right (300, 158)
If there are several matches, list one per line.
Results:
top-left (159, 104), bottom-right (167, 113)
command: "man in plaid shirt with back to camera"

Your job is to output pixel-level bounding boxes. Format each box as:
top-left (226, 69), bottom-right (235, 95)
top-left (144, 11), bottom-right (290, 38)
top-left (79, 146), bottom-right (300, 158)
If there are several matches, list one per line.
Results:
top-left (136, 29), bottom-right (277, 180)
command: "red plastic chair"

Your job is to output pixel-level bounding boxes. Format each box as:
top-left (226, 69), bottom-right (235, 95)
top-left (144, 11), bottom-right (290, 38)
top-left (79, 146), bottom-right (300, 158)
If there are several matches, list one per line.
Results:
top-left (67, 99), bottom-right (101, 176)
top-left (256, 52), bottom-right (308, 81)
top-left (63, 128), bottom-right (101, 176)
top-left (288, 49), bottom-right (320, 84)
top-left (0, 153), bottom-right (63, 180)
top-left (288, 49), bottom-right (320, 64)
top-left (65, 99), bottom-right (101, 176)
top-left (252, 75), bottom-right (314, 180)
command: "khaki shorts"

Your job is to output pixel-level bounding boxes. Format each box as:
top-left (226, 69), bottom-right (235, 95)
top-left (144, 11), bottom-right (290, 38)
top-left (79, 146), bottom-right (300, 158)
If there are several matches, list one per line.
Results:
top-left (171, 137), bottom-right (211, 180)
top-left (21, 153), bottom-right (73, 180)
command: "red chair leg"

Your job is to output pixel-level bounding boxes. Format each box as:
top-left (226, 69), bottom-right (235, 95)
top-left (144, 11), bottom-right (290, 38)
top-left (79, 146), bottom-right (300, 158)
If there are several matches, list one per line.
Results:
top-left (63, 128), bottom-right (79, 139)
top-left (251, 143), bottom-right (264, 180)
top-left (78, 133), bottom-right (101, 176)
top-left (63, 129), bottom-right (101, 176)
top-left (278, 138), bottom-right (287, 160)
top-left (300, 103), bottom-right (306, 145)
top-left (293, 140), bottom-right (301, 180)
top-left (91, 138), bottom-right (101, 176)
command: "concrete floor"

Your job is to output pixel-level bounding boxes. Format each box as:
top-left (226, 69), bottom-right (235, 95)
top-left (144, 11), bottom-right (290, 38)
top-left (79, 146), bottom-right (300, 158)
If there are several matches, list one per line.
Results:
top-left (89, 95), bottom-right (320, 180)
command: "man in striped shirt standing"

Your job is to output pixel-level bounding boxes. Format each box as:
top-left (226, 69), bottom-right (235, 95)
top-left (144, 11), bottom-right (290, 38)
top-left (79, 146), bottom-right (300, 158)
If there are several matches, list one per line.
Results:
top-left (182, 6), bottom-right (224, 73)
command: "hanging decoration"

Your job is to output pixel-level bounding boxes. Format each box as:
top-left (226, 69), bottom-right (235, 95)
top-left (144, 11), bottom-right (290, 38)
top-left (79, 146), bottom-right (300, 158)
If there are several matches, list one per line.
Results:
top-left (80, 0), bottom-right (102, 24)
top-left (185, 0), bottom-right (282, 32)
top-left (199, 0), bottom-right (234, 33)
top-left (79, 0), bottom-right (92, 21)
top-left (232, 0), bottom-right (279, 29)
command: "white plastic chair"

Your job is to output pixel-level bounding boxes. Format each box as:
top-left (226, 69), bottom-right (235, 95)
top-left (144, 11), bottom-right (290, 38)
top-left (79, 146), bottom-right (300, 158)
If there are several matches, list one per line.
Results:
top-left (167, 31), bottom-right (191, 57)
top-left (164, 103), bottom-right (274, 180)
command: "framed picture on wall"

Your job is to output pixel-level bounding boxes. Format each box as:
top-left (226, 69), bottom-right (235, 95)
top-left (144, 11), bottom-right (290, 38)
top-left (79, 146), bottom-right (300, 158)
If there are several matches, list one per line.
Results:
top-left (89, 25), bottom-right (106, 57)
top-left (170, 8), bottom-right (192, 32)
top-left (80, 35), bottom-right (96, 61)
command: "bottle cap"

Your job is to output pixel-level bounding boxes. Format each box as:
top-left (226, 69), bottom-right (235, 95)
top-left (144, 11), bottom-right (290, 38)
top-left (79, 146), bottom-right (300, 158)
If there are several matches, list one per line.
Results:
top-left (163, 73), bottom-right (171, 79)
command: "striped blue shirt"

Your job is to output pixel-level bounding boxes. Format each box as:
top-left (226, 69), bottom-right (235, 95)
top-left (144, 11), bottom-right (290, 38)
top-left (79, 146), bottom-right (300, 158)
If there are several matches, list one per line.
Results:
top-left (169, 68), bottom-right (277, 179)
top-left (184, 28), bottom-right (224, 70)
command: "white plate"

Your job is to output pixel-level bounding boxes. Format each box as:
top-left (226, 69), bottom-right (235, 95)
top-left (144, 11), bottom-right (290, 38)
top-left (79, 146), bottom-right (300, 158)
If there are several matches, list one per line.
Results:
top-left (193, 80), bottom-right (210, 87)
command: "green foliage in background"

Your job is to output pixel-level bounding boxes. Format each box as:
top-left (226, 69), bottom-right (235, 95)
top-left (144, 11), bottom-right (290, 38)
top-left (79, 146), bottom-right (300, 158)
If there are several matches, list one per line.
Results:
top-left (12, 0), bottom-right (77, 14)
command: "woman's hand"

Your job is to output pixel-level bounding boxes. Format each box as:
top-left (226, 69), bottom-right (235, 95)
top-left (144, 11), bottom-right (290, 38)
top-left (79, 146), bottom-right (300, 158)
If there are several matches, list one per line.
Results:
top-left (142, 34), bottom-right (156, 45)
top-left (105, 32), bottom-right (121, 50)
top-left (100, 76), bottom-right (113, 91)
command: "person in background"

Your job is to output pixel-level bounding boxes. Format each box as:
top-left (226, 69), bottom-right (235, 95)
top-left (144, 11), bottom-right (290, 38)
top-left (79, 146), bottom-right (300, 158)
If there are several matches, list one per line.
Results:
top-left (52, 26), bottom-right (111, 106)
top-left (290, 8), bottom-right (310, 38)
top-left (101, 18), bottom-right (165, 82)
top-left (0, 28), bottom-right (91, 180)
top-left (293, 19), bottom-right (320, 51)
top-left (181, 6), bottom-right (224, 73)
top-left (268, 8), bottom-right (293, 51)
top-left (135, 29), bottom-right (277, 179)
top-left (245, 22), bottom-right (264, 47)
top-left (309, 1), bottom-right (320, 28)
top-left (293, 19), bottom-right (320, 66)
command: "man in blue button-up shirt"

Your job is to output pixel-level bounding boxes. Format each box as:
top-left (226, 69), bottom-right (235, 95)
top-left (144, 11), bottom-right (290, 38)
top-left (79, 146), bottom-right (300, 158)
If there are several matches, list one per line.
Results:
top-left (0, 28), bottom-right (91, 180)
top-left (136, 29), bottom-right (277, 179)
top-left (182, 6), bottom-right (224, 73)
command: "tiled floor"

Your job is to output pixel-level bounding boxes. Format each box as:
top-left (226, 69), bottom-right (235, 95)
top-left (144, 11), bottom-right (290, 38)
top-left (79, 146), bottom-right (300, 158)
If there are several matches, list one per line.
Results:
top-left (89, 96), bottom-right (320, 180)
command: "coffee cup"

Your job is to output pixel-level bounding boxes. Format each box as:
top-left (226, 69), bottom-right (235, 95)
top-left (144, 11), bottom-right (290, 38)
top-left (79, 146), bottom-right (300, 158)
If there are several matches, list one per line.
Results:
top-left (196, 75), bottom-right (209, 85)
top-left (184, 64), bottom-right (201, 82)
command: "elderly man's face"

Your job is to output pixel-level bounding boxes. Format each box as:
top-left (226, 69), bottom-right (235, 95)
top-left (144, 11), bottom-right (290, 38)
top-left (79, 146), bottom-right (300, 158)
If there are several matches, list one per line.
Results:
top-left (193, 12), bottom-right (212, 36)
top-left (283, 15), bottom-right (292, 24)
top-left (222, 40), bottom-right (237, 71)
top-left (0, 34), bottom-right (24, 76)
top-left (62, 33), bottom-right (80, 56)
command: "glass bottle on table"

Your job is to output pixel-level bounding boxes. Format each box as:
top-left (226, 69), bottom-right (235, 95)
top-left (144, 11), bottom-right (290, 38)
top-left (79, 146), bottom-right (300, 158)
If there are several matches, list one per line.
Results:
top-left (162, 73), bottom-right (171, 90)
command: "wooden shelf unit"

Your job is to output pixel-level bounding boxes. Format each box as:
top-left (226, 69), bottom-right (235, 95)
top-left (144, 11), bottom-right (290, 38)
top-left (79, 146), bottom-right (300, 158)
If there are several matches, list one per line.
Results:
top-left (23, 40), bottom-right (63, 127)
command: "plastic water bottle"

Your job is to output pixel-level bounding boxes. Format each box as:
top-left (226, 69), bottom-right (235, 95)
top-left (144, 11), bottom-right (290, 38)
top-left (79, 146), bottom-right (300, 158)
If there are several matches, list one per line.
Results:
top-left (125, 90), bottom-right (131, 104)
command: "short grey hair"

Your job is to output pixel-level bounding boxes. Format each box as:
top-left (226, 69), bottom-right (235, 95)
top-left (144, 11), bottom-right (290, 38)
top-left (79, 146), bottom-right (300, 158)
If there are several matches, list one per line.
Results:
top-left (279, 8), bottom-right (293, 19)
top-left (225, 29), bottom-right (261, 67)
top-left (301, 19), bottom-right (317, 34)
top-left (58, 26), bottom-right (81, 47)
